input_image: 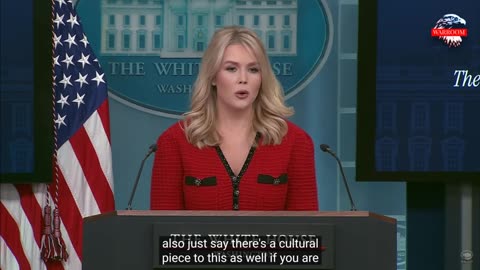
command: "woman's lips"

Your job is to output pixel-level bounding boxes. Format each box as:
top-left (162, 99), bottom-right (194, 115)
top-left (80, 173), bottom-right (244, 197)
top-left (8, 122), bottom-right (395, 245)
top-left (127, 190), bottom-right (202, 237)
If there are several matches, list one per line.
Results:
top-left (235, 90), bottom-right (249, 99)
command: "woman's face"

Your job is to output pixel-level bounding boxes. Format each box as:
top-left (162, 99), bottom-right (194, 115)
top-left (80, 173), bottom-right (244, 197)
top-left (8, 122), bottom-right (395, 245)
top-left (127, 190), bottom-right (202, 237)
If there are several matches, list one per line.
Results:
top-left (213, 44), bottom-right (261, 113)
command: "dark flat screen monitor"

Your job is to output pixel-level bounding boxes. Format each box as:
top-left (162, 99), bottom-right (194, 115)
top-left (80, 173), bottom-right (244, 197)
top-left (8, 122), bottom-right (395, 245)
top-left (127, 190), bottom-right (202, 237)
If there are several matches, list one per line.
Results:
top-left (0, 1), bottom-right (53, 183)
top-left (356, 0), bottom-right (480, 181)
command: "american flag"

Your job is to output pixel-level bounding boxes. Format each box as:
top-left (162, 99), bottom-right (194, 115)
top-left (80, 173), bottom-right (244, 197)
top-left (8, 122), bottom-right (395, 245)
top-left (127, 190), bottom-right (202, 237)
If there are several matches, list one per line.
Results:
top-left (0, 0), bottom-right (115, 269)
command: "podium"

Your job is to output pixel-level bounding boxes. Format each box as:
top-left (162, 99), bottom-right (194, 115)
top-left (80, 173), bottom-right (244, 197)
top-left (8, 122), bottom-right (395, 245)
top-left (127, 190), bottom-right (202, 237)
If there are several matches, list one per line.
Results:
top-left (83, 211), bottom-right (396, 270)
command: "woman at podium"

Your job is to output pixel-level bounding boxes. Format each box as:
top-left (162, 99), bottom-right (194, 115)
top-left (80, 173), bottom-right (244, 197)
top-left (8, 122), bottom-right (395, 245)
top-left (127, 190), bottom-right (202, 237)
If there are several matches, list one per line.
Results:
top-left (150, 26), bottom-right (318, 211)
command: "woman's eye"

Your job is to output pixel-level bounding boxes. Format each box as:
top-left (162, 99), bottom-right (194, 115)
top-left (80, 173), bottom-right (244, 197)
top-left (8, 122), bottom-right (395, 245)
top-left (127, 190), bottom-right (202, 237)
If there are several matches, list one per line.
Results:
top-left (249, 67), bottom-right (260, 73)
top-left (226, 66), bottom-right (237, 72)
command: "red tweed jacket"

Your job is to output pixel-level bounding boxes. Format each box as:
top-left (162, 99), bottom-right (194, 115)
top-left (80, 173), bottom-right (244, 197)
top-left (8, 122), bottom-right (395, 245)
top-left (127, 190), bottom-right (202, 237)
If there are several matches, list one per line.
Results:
top-left (150, 121), bottom-right (318, 211)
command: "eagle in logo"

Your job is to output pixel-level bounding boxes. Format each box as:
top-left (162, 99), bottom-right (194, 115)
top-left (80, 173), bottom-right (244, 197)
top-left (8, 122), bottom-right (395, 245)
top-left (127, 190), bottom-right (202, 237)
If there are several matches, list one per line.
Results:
top-left (433, 14), bottom-right (467, 47)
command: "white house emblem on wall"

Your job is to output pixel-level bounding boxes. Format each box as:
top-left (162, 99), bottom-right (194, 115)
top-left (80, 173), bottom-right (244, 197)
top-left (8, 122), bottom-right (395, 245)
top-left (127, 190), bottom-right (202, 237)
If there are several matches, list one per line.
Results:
top-left (99, 0), bottom-right (332, 118)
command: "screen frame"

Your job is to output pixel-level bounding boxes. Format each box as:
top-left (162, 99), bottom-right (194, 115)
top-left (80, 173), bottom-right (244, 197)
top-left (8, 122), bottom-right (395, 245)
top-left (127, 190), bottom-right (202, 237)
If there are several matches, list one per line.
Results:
top-left (0, 0), bottom-right (53, 183)
top-left (355, 0), bottom-right (480, 182)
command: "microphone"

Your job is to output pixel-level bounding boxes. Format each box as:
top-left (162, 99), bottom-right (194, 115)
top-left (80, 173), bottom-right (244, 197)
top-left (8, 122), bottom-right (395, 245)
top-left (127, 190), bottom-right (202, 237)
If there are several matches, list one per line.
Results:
top-left (126, 143), bottom-right (158, 210)
top-left (320, 144), bottom-right (357, 211)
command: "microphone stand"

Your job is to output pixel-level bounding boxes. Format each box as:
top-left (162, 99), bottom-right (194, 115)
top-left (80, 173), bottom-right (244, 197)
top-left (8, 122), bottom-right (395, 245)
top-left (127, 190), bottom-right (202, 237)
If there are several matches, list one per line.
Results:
top-left (126, 144), bottom-right (157, 210)
top-left (320, 144), bottom-right (357, 211)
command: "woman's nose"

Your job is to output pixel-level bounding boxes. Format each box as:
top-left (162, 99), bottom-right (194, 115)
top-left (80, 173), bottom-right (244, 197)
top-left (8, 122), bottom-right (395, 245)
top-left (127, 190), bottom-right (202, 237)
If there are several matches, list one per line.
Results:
top-left (238, 69), bottom-right (247, 84)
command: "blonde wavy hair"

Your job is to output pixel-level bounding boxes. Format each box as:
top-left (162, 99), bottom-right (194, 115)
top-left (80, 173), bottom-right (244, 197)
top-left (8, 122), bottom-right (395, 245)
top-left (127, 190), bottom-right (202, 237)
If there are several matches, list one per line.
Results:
top-left (184, 26), bottom-right (293, 148)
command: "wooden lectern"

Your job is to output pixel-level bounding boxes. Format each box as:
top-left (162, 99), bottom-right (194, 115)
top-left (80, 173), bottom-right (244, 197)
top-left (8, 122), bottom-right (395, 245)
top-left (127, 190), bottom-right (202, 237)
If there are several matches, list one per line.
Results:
top-left (83, 211), bottom-right (396, 269)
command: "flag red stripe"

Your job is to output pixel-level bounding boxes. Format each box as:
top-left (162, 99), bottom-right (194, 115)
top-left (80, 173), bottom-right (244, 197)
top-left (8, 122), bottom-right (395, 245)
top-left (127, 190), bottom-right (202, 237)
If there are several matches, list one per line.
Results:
top-left (68, 127), bottom-right (114, 212)
top-left (55, 169), bottom-right (84, 261)
top-left (0, 202), bottom-right (31, 270)
top-left (16, 185), bottom-right (43, 246)
top-left (45, 262), bottom-right (65, 270)
top-left (97, 100), bottom-right (111, 142)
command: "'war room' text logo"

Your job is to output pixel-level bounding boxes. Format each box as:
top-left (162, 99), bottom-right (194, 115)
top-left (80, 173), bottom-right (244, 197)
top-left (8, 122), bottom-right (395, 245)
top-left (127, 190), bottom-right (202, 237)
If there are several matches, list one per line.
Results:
top-left (431, 14), bottom-right (467, 47)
